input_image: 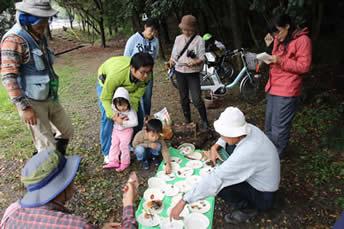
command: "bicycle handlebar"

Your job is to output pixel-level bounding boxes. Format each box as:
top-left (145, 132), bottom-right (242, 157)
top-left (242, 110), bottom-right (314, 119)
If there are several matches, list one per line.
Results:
top-left (225, 48), bottom-right (246, 56)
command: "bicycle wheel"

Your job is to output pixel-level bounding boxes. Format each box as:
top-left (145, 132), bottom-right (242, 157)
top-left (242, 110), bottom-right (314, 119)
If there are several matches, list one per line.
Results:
top-left (240, 73), bottom-right (264, 104)
top-left (218, 62), bottom-right (234, 84)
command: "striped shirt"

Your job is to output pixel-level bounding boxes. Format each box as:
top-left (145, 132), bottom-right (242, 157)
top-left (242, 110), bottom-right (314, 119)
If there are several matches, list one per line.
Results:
top-left (1, 202), bottom-right (137, 229)
top-left (0, 34), bottom-right (31, 110)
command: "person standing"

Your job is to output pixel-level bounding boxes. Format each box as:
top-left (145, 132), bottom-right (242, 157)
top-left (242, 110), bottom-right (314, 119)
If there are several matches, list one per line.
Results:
top-left (0, 0), bottom-right (74, 155)
top-left (169, 15), bottom-right (209, 129)
top-left (96, 53), bottom-right (154, 163)
top-left (265, 14), bottom-right (312, 156)
top-left (124, 18), bottom-right (159, 132)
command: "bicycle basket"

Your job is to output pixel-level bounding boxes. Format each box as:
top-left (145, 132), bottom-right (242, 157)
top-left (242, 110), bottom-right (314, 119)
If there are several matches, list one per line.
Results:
top-left (244, 52), bottom-right (258, 71)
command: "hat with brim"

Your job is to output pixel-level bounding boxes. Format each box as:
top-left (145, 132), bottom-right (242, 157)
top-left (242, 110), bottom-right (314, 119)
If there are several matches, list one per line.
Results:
top-left (20, 149), bottom-right (80, 208)
top-left (16, 0), bottom-right (58, 18)
top-left (214, 107), bottom-right (251, 137)
top-left (179, 15), bottom-right (197, 31)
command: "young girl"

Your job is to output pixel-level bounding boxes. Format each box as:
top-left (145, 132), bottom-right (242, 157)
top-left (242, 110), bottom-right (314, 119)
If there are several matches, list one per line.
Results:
top-left (103, 87), bottom-right (138, 171)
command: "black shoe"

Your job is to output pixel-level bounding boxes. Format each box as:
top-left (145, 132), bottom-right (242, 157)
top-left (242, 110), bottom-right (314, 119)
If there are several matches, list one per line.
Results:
top-left (152, 156), bottom-right (162, 166)
top-left (229, 200), bottom-right (249, 211)
top-left (142, 160), bottom-right (150, 170)
top-left (224, 209), bottom-right (257, 224)
top-left (55, 138), bottom-right (69, 155)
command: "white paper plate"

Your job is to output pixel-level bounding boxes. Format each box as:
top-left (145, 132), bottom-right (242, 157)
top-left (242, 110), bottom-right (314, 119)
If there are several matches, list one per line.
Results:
top-left (160, 218), bottom-right (184, 229)
top-left (177, 143), bottom-right (195, 155)
top-left (188, 200), bottom-right (211, 214)
top-left (185, 152), bottom-right (202, 160)
top-left (157, 171), bottom-right (177, 182)
top-left (176, 167), bottom-right (194, 178)
top-left (148, 177), bottom-right (166, 189)
top-left (163, 162), bottom-right (181, 172)
top-left (184, 212), bottom-right (209, 229)
top-left (175, 180), bottom-right (193, 193)
top-left (171, 194), bottom-right (183, 207)
top-left (137, 213), bottom-right (160, 227)
top-left (185, 160), bottom-right (203, 169)
top-left (162, 183), bottom-right (180, 196)
top-left (143, 188), bottom-right (165, 201)
top-left (143, 200), bottom-right (164, 214)
top-left (170, 156), bottom-right (183, 164)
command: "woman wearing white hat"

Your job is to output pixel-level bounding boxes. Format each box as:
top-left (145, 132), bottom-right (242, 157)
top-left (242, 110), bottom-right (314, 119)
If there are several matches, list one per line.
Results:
top-left (171, 107), bottom-right (281, 224)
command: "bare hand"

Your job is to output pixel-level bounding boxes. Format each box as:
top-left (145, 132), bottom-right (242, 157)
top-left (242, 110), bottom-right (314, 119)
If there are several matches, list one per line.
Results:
top-left (165, 163), bottom-right (172, 174)
top-left (170, 199), bottom-right (186, 220)
top-left (112, 113), bottom-right (124, 125)
top-left (149, 143), bottom-right (159, 149)
top-left (122, 172), bottom-right (139, 207)
top-left (102, 222), bottom-right (121, 229)
top-left (264, 33), bottom-right (274, 47)
top-left (187, 59), bottom-right (198, 67)
top-left (22, 108), bottom-right (37, 125)
top-left (209, 145), bottom-right (220, 165)
top-left (271, 55), bottom-right (280, 64)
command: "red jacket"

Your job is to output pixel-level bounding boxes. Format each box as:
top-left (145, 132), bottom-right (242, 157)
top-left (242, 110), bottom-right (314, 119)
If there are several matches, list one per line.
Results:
top-left (265, 28), bottom-right (312, 97)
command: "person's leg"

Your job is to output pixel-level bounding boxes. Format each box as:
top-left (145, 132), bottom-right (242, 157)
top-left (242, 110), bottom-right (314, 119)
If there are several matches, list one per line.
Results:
top-left (265, 94), bottom-right (273, 140)
top-left (187, 73), bottom-right (208, 128)
top-left (134, 145), bottom-right (149, 170)
top-left (117, 128), bottom-right (134, 171)
top-left (270, 96), bottom-right (299, 156)
top-left (18, 100), bottom-right (55, 152)
top-left (142, 78), bottom-right (153, 116)
top-left (48, 101), bottom-right (74, 155)
top-left (96, 83), bottom-right (113, 157)
top-left (104, 128), bottom-right (121, 168)
top-left (149, 143), bottom-right (162, 166)
top-left (175, 71), bottom-right (191, 123)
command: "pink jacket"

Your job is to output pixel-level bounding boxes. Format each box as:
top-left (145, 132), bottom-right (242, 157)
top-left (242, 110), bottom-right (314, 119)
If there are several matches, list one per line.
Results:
top-left (265, 28), bottom-right (312, 97)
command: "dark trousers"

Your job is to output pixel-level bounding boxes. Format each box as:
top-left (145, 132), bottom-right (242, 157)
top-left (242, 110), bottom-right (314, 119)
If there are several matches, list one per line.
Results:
top-left (218, 182), bottom-right (275, 211)
top-left (175, 71), bottom-right (208, 123)
top-left (265, 94), bottom-right (299, 155)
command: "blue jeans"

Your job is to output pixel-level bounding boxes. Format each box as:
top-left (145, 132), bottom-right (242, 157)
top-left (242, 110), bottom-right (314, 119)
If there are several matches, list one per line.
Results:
top-left (141, 78), bottom-right (153, 116)
top-left (96, 82), bottom-right (113, 156)
top-left (265, 94), bottom-right (299, 155)
top-left (134, 143), bottom-right (161, 161)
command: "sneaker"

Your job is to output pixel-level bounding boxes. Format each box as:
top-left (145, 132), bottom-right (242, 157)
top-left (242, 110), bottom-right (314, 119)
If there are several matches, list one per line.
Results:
top-left (224, 209), bottom-right (257, 224)
top-left (103, 161), bottom-right (120, 169)
top-left (103, 155), bottom-right (110, 164)
top-left (142, 160), bottom-right (150, 170)
top-left (116, 163), bottom-right (129, 172)
top-left (152, 156), bottom-right (162, 166)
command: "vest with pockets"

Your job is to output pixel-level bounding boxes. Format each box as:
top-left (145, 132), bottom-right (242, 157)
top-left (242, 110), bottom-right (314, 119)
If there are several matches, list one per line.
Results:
top-left (1, 23), bottom-right (55, 101)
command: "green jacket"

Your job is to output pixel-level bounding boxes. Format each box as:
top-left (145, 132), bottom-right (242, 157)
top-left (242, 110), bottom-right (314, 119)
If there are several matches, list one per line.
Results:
top-left (98, 56), bottom-right (147, 118)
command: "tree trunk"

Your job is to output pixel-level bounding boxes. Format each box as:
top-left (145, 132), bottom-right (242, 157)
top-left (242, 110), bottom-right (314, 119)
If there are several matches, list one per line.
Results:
top-left (158, 35), bottom-right (166, 60)
top-left (247, 17), bottom-right (259, 49)
top-left (312, 0), bottom-right (323, 41)
top-left (131, 13), bottom-right (141, 32)
top-left (229, 0), bottom-right (242, 49)
top-left (98, 16), bottom-right (106, 47)
top-left (160, 18), bottom-right (171, 44)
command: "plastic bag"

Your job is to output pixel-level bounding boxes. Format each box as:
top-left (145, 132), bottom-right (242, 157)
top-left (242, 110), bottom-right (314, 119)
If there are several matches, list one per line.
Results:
top-left (154, 107), bottom-right (173, 140)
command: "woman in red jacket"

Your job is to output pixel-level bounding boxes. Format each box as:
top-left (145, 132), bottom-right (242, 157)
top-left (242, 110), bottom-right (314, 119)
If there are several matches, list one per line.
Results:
top-left (265, 14), bottom-right (312, 157)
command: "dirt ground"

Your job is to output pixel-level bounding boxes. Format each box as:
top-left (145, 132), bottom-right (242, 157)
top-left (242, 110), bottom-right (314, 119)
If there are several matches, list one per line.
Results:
top-left (0, 35), bottom-right (343, 228)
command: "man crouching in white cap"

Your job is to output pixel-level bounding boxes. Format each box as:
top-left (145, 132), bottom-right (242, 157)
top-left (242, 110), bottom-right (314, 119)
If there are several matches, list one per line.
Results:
top-left (171, 107), bottom-right (280, 224)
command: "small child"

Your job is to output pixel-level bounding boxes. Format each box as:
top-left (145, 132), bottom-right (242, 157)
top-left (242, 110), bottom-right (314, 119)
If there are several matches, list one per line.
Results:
top-left (132, 119), bottom-right (172, 173)
top-left (103, 87), bottom-right (138, 172)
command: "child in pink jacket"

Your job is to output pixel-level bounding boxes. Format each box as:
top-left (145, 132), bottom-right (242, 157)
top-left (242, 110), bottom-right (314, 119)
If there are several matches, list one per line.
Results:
top-left (103, 87), bottom-right (138, 171)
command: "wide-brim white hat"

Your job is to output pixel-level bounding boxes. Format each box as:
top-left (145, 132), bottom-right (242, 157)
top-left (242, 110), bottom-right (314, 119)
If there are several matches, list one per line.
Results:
top-left (214, 107), bottom-right (251, 137)
top-left (16, 0), bottom-right (58, 18)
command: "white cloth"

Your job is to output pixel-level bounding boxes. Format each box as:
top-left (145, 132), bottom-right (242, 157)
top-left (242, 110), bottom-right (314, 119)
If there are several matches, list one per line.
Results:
top-left (183, 124), bottom-right (280, 204)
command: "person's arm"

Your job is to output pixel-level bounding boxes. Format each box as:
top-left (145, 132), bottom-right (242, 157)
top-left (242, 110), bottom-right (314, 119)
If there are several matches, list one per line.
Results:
top-left (279, 36), bottom-right (312, 74)
top-left (121, 109), bottom-right (138, 128)
top-left (121, 172), bottom-right (139, 229)
top-left (121, 205), bottom-right (137, 229)
top-left (132, 131), bottom-right (149, 148)
top-left (123, 35), bottom-right (135, 57)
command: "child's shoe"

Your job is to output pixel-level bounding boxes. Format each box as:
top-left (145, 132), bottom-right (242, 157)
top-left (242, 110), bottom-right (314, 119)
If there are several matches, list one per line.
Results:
top-left (103, 161), bottom-right (120, 169)
top-left (152, 156), bottom-right (162, 166)
top-left (142, 160), bottom-right (150, 170)
top-left (103, 155), bottom-right (110, 164)
top-left (116, 163), bottom-right (129, 172)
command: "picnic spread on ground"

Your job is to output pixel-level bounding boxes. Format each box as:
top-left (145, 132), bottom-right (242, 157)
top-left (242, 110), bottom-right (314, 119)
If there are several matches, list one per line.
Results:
top-left (135, 146), bottom-right (216, 229)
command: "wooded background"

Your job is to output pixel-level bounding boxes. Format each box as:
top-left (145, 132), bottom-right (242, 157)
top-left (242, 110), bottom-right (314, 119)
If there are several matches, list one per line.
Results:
top-left (1, 0), bottom-right (344, 65)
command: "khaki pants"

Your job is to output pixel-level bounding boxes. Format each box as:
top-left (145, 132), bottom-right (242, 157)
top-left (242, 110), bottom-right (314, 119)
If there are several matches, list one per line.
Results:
top-left (18, 99), bottom-right (74, 152)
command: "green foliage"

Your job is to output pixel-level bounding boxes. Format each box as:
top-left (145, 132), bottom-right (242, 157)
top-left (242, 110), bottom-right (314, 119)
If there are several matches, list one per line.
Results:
top-left (336, 196), bottom-right (344, 209)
